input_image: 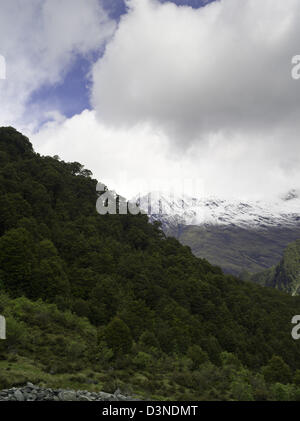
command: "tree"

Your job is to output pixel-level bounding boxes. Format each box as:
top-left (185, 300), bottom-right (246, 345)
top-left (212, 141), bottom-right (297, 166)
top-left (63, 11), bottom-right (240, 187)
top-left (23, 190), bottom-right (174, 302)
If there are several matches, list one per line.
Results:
top-left (139, 330), bottom-right (160, 350)
top-left (230, 378), bottom-right (254, 401)
top-left (0, 228), bottom-right (36, 297)
top-left (104, 317), bottom-right (133, 356)
top-left (31, 239), bottom-right (70, 302)
top-left (187, 345), bottom-right (209, 370)
top-left (262, 355), bottom-right (292, 384)
top-left (221, 351), bottom-right (242, 370)
top-left (294, 369), bottom-right (300, 386)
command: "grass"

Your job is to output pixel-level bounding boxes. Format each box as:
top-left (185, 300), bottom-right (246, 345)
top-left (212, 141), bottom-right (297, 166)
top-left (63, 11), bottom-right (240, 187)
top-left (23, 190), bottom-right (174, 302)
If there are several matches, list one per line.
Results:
top-left (0, 356), bottom-right (105, 391)
top-left (0, 356), bottom-right (195, 400)
top-left (0, 356), bottom-right (160, 399)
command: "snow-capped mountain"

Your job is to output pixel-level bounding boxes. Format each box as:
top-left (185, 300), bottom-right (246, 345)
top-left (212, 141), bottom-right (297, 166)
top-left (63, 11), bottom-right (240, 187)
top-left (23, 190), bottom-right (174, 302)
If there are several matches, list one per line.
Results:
top-left (135, 190), bottom-right (300, 230)
top-left (132, 190), bottom-right (300, 276)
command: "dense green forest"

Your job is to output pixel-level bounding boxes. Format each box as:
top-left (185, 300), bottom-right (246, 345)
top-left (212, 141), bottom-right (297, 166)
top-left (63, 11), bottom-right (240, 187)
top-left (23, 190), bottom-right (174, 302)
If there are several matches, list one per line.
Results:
top-left (1, 127), bottom-right (300, 400)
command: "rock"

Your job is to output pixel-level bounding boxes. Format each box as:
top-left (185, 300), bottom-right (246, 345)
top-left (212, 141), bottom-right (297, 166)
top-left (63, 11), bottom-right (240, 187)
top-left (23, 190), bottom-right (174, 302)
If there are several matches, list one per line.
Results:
top-left (26, 382), bottom-right (35, 389)
top-left (0, 384), bottom-right (139, 401)
top-left (58, 390), bottom-right (78, 401)
top-left (117, 394), bottom-right (131, 401)
top-left (77, 395), bottom-right (92, 401)
top-left (97, 391), bottom-right (116, 401)
top-left (114, 389), bottom-right (128, 401)
top-left (22, 392), bottom-right (33, 400)
top-left (14, 390), bottom-right (24, 401)
top-left (114, 388), bottom-right (122, 396)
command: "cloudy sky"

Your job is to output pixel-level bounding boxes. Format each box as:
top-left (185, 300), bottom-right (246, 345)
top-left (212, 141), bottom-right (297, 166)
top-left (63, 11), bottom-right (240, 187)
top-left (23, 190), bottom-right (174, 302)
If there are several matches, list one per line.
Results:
top-left (0, 0), bottom-right (300, 200)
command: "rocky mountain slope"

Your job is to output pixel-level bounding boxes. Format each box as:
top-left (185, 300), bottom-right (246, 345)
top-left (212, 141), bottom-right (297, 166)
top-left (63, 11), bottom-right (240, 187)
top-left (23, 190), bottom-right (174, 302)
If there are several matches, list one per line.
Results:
top-left (137, 192), bottom-right (300, 275)
top-left (249, 239), bottom-right (300, 296)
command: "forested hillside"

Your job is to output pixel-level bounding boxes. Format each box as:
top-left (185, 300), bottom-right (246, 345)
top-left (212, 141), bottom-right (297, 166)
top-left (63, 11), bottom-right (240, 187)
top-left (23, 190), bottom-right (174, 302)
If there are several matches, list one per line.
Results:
top-left (1, 127), bottom-right (300, 400)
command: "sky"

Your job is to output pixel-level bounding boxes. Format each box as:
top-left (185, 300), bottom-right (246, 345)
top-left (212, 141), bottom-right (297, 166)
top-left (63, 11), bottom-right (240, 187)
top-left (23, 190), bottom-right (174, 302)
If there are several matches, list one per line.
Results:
top-left (0, 0), bottom-right (300, 200)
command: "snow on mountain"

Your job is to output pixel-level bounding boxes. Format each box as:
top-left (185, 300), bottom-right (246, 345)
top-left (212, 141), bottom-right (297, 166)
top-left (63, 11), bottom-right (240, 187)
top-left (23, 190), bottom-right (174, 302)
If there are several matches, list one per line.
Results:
top-left (135, 190), bottom-right (300, 229)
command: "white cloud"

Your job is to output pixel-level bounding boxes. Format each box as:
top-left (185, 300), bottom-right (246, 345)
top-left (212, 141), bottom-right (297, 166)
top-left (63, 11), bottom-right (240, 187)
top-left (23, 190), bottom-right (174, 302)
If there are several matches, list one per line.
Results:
top-left (31, 110), bottom-right (184, 199)
top-left (0, 0), bottom-right (115, 128)
top-left (92, 0), bottom-right (300, 143)
top-left (31, 109), bottom-right (300, 201)
top-left (3, 0), bottom-right (300, 200)
top-left (89, 0), bottom-right (300, 197)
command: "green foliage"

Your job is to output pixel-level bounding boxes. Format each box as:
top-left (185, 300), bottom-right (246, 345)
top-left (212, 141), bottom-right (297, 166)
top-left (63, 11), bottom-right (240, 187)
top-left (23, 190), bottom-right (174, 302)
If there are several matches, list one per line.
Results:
top-left (269, 383), bottom-right (297, 401)
top-left (0, 228), bottom-right (36, 297)
top-left (221, 351), bottom-right (242, 370)
top-left (133, 352), bottom-right (153, 370)
top-left (294, 369), bottom-right (300, 386)
top-left (187, 345), bottom-right (209, 370)
top-left (1, 127), bottom-right (300, 400)
top-left (97, 341), bottom-right (114, 366)
top-left (229, 378), bottom-right (254, 401)
top-left (262, 356), bottom-right (292, 385)
top-left (104, 318), bottom-right (133, 356)
top-left (139, 331), bottom-right (160, 350)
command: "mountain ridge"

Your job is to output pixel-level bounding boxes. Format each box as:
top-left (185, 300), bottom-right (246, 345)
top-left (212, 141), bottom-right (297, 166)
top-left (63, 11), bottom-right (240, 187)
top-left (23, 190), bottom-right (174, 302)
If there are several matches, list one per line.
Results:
top-left (137, 192), bottom-right (300, 275)
top-left (137, 191), bottom-right (300, 229)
